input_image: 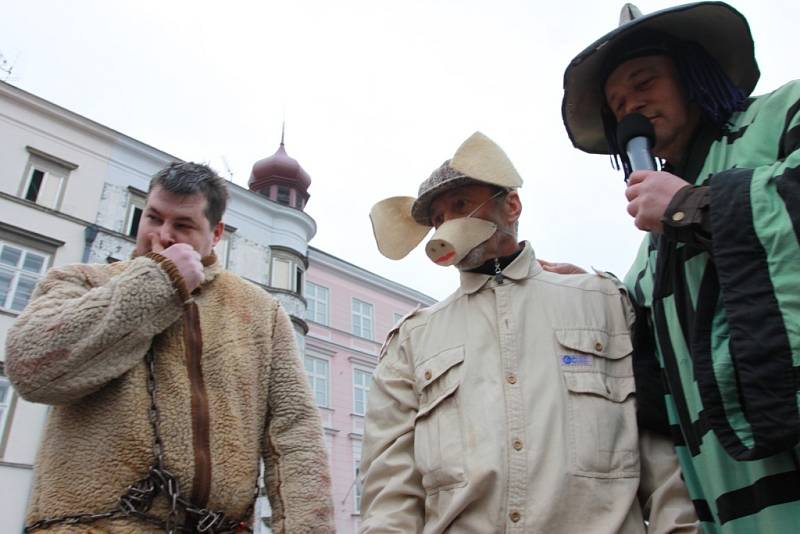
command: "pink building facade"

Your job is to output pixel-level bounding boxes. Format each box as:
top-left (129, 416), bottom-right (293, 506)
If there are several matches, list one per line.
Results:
top-left (303, 247), bottom-right (435, 533)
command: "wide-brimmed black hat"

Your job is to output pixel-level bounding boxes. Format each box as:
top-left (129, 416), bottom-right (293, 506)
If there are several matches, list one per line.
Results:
top-left (562, 2), bottom-right (759, 154)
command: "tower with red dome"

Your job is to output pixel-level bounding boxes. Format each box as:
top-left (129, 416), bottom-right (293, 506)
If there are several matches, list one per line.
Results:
top-left (248, 127), bottom-right (311, 210)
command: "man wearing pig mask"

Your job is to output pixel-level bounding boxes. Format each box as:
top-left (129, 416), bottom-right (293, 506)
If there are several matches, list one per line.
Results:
top-left (359, 132), bottom-right (698, 533)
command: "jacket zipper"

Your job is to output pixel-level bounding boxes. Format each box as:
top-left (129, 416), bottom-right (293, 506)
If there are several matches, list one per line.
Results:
top-left (183, 301), bottom-right (211, 513)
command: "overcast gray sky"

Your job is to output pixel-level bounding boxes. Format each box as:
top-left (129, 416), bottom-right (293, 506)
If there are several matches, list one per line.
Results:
top-left (2, 0), bottom-right (796, 300)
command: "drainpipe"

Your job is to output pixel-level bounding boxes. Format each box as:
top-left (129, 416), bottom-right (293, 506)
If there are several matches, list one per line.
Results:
top-left (83, 224), bottom-right (99, 263)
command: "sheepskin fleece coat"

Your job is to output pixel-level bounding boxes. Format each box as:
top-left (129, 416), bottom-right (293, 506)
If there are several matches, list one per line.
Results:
top-left (5, 255), bottom-right (334, 533)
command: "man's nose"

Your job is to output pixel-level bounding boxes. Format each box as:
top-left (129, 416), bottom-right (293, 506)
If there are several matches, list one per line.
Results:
top-left (435, 209), bottom-right (460, 228)
top-left (623, 97), bottom-right (647, 118)
top-left (158, 227), bottom-right (176, 247)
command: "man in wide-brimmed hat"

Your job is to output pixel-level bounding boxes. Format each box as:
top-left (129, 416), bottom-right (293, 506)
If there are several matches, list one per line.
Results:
top-left (359, 132), bottom-right (697, 533)
top-left (560, 2), bottom-right (800, 531)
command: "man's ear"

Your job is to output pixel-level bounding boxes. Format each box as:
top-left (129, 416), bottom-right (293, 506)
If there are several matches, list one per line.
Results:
top-left (504, 191), bottom-right (522, 225)
top-left (211, 221), bottom-right (225, 246)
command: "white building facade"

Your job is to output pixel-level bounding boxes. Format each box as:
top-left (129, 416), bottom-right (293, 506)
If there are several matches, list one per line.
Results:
top-left (0, 80), bottom-right (316, 532)
top-left (0, 79), bottom-right (436, 533)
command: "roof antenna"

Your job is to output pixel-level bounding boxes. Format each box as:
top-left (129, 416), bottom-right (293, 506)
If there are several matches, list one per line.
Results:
top-left (281, 105), bottom-right (286, 146)
top-left (220, 156), bottom-right (234, 181)
top-left (0, 51), bottom-right (17, 81)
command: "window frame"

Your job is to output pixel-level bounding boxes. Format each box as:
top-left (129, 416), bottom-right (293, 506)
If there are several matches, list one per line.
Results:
top-left (124, 188), bottom-right (147, 238)
top-left (276, 185), bottom-right (291, 206)
top-left (0, 241), bottom-right (51, 313)
top-left (304, 355), bottom-right (330, 408)
top-left (269, 249), bottom-right (306, 293)
top-left (351, 298), bottom-right (374, 340)
top-left (352, 368), bottom-right (372, 417)
top-left (0, 373), bottom-right (15, 459)
top-left (215, 231), bottom-right (232, 269)
top-left (305, 281), bottom-right (330, 325)
top-left (352, 441), bottom-right (363, 515)
top-left (19, 147), bottom-right (77, 211)
top-left (0, 224), bottom-right (61, 316)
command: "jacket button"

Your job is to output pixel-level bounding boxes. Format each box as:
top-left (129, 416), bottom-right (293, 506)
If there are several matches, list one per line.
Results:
top-left (672, 211), bottom-right (686, 222)
top-left (594, 341), bottom-right (603, 352)
top-left (509, 511), bottom-right (521, 523)
top-left (424, 370), bottom-right (432, 380)
top-left (507, 374), bottom-right (517, 384)
top-left (512, 439), bottom-right (523, 451)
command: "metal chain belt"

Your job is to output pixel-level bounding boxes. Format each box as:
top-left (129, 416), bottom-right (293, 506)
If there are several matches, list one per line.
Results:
top-left (26, 348), bottom-right (257, 533)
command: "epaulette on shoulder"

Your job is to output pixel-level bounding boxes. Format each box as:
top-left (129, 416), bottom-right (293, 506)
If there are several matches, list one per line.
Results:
top-left (591, 268), bottom-right (628, 294)
top-left (592, 268), bottom-right (635, 327)
top-left (378, 305), bottom-right (422, 360)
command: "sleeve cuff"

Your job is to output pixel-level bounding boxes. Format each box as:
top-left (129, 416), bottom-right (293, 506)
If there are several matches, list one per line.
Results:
top-left (661, 185), bottom-right (712, 248)
top-left (145, 252), bottom-right (191, 305)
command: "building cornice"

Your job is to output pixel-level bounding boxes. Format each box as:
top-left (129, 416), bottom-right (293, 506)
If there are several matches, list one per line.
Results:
top-left (0, 81), bottom-right (179, 171)
top-left (0, 220), bottom-right (66, 249)
top-left (290, 315), bottom-right (309, 335)
top-left (308, 246), bottom-right (435, 305)
top-left (270, 244), bottom-right (309, 268)
top-left (348, 355), bottom-right (378, 369)
top-left (226, 183), bottom-right (317, 241)
top-left (305, 331), bottom-right (381, 360)
top-left (303, 341), bottom-right (338, 358)
top-left (0, 191), bottom-right (95, 230)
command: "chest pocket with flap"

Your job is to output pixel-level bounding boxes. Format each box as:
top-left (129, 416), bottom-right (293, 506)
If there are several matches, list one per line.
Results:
top-left (556, 328), bottom-right (639, 478)
top-left (413, 346), bottom-right (466, 493)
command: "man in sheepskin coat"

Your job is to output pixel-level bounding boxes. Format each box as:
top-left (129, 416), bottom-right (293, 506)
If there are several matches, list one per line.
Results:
top-left (5, 162), bottom-right (334, 533)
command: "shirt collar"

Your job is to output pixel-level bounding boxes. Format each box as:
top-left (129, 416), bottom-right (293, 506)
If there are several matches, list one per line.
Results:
top-left (458, 241), bottom-right (541, 295)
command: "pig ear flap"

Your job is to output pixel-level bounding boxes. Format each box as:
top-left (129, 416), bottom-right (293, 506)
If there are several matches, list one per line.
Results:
top-left (450, 131), bottom-right (523, 189)
top-left (369, 196), bottom-right (431, 260)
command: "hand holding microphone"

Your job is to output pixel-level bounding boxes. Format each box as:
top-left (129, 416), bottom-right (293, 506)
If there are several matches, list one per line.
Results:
top-left (618, 113), bottom-right (691, 233)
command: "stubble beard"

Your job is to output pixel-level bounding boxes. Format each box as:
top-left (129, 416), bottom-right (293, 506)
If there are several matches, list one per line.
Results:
top-left (456, 242), bottom-right (489, 271)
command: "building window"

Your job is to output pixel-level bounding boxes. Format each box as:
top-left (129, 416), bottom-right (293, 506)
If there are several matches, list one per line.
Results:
top-left (354, 460), bottom-right (362, 514)
top-left (23, 167), bottom-right (64, 209)
top-left (351, 299), bottom-right (374, 340)
top-left (0, 376), bottom-right (11, 449)
top-left (276, 186), bottom-right (291, 206)
top-left (304, 355), bottom-right (329, 408)
top-left (0, 241), bottom-right (49, 312)
top-left (393, 312), bottom-right (405, 326)
top-left (271, 257), bottom-right (292, 289)
top-left (125, 190), bottom-right (147, 238)
top-left (296, 268), bottom-right (303, 295)
top-left (20, 149), bottom-right (76, 210)
top-left (353, 368), bottom-right (372, 416)
top-left (324, 433), bottom-right (333, 462)
top-left (305, 281), bottom-right (329, 325)
top-left (215, 232), bottom-right (231, 268)
top-left (352, 439), bottom-right (363, 515)
top-left (271, 252), bottom-right (304, 293)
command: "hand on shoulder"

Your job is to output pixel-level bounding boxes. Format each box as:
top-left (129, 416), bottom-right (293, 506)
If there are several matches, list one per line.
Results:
top-left (538, 259), bottom-right (587, 275)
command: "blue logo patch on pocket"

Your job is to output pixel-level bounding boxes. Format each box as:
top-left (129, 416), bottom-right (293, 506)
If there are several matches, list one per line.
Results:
top-left (561, 354), bottom-right (593, 366)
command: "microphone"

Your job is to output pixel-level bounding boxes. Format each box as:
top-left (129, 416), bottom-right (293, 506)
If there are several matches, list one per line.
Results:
top-left (616, 113), bottom-right (656, 174)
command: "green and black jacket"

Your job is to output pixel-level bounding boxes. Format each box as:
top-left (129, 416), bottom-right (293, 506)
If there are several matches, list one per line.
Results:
top-left (625, 80), bottom-right (800, 533)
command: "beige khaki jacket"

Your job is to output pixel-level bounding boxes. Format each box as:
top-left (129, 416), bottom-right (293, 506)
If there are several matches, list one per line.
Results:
top-left (6, 255), bottom-right (334, 533)
top-left (360, 243), bottom-right (697, 533)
